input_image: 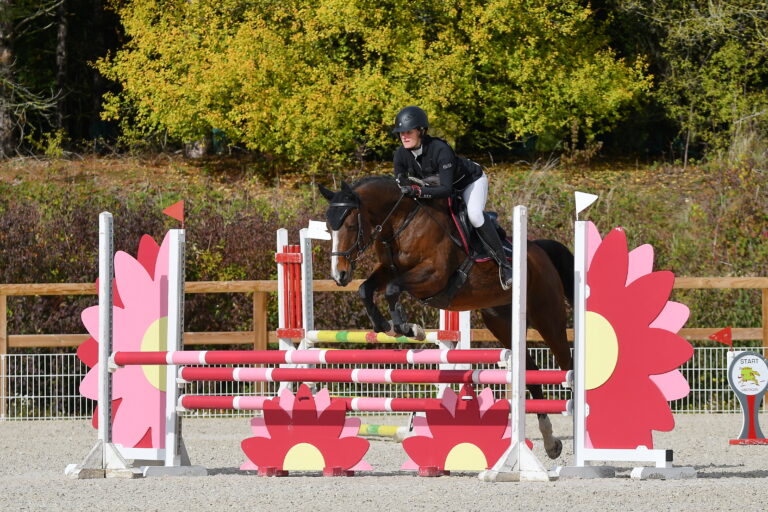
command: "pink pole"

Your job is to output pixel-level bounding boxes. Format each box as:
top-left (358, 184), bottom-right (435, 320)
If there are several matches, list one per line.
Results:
top-left (112, 349), bottom-right (511, 366)
top-left (178, 367), bottom-right (568, 385)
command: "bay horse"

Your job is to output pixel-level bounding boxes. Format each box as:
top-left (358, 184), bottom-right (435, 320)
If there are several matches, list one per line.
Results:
top-left (318, 176), bottom-right (573, 459)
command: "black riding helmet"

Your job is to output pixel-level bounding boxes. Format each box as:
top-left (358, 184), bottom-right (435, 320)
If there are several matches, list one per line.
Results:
top-left (392, 106), bottom-right (429, 134)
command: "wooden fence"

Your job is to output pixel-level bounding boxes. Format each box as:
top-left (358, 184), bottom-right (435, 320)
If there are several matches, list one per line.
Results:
top-left (1, 276), bottom-right (766, 350)
top-left (1, 277), bottom-right (767, 417)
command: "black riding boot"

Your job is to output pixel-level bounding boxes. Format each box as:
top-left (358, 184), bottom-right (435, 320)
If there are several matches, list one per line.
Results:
top-left (477, 222), bottom-right (514, 290)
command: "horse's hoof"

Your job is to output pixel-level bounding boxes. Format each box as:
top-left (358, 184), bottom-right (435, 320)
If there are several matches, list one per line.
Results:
top-left (545, 438), bottom-right (562, 459)
top-left (374, 320), bottom-right (393, 333)
top-left (407, 324), bottom-right (426, 341)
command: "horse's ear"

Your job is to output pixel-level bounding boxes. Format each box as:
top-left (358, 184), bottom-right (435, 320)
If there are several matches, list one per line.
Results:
top-left (341, 181), bottom-right (352, 192)
top-left (318, 184), bottom-right (335, 202)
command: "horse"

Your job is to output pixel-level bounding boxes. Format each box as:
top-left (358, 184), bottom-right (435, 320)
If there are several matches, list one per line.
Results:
top-left (318, 176), bottom-right (574, 459)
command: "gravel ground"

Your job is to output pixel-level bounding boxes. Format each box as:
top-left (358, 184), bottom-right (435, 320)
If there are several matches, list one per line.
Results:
top-left (2, 413), bottom-right (767, 511)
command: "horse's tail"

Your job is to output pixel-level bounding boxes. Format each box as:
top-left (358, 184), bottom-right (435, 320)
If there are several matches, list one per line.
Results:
top-left (532, 239), bottom-right (574, 306)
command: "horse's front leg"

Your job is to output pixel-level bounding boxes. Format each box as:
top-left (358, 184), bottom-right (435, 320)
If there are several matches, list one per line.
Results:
top-left (358, 266), bottom-right (392, 333)
top-left (527, 352), bottom-right (563, 459)
top-left (385, 281), bottom-right (426, 341)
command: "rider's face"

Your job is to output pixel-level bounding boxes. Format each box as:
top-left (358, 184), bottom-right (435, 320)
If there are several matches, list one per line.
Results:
top-left (400, 129), bottom-right (421, 149)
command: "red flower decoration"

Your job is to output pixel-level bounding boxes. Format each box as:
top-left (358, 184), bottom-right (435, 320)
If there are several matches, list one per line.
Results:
top-left (586, 227), bottom-right (693, 449)
top-left (241, 385), bottom-right (370, 475)
top-left (402, 385), bottom-right (511, 472)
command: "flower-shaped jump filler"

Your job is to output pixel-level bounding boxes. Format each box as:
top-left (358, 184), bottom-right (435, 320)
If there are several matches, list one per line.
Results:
top-left (241, 385), bottom-right (371, 476)
top-left (585, 223), bottom-right (693, 449)
top-left (78, 234), bottom-right (171, 449)
top-left (401, 385), bottom-right (511, 473)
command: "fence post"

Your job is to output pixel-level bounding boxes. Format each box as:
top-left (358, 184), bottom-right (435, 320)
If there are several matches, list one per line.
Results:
top-left (762, 288), bottom-right (768, 359)
top-left (0, 294), bottom-right (6, 419)
top-left (253, 291), bottom-right (268, 351)
top-left (253, 290), bottom-right (268, 396)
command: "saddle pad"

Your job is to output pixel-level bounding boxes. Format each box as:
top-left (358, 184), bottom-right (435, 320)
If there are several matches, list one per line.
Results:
top-left (448, 197), bottom-right (513, 262)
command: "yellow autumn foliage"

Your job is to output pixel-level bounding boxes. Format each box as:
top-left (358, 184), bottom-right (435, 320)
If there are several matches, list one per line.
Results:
top-left (98, 0), bottom-right (650, 166)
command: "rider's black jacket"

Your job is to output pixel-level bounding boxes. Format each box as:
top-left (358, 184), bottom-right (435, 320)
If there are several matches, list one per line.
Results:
top-left (393, 135), bottom-right (483, 199)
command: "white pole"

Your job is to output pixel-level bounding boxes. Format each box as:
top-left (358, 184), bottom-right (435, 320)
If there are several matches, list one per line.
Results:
top-left (97, 212), bottom-right (114, 457)
top-left (164, 229), bottom-right (185, 467)
top-left (458, 310), bottom-right (471, 352)
top-left (299, 228), bottom-right (314, 337)
top-left (276, 229), bottom-right (290, 353)
top-left (510, 205), bottom-right (528, 458)
top-left (572, 220), bottom-right (588, 467)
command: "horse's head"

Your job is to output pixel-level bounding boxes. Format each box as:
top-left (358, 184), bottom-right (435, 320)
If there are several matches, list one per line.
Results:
top-left (318, 177), bottom-right (403, 286)
top-left (319, 181), bottom-right (364, 286)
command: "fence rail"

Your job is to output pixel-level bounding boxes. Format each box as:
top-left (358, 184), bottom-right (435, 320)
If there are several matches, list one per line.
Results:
top-left (0, 277), bottom-right (766, 419)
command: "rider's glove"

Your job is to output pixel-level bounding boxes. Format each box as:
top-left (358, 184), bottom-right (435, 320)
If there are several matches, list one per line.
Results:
top-left (400, 185), bottom-right (422, 198)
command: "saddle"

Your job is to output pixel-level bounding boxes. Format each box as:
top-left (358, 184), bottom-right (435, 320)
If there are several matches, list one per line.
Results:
top-left (418, 193), bottom-right (513, 309)
top-left (448, 195), bottom-right (514, 262)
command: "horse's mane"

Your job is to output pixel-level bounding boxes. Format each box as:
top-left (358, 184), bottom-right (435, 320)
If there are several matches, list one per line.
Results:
top-left (350, 175), bottom-right (397, 191)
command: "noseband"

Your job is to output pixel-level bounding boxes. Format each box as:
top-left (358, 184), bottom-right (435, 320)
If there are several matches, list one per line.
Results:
top-left (330, 193), bottom-right (420, 266)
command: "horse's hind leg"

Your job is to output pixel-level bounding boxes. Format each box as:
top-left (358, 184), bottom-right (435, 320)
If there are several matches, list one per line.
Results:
top-left (480, 306), bottom-right (563, 459)
top-left (527, 353), bottom-right (562, 459)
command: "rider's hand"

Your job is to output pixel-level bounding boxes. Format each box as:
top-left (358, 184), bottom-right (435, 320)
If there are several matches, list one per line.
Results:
top-left (400, 185), bottom-right (422, 198)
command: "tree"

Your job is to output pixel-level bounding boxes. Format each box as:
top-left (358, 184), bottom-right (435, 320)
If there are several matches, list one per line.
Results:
top-left (98, 0), bottom-right (650, 167)
top-left (608, 1), bottom-right (768, 165)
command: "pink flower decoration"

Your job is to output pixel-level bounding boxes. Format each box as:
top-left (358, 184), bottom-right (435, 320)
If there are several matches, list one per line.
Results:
top-left (79, 233), bottom-right (171, 449)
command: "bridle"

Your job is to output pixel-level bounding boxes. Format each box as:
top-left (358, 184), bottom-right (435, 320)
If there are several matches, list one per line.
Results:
top-left (330, 192), bottom-right (420, 268)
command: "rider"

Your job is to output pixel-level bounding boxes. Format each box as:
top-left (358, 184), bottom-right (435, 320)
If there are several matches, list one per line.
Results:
top-left (391, 105), bottom-right (514, 290)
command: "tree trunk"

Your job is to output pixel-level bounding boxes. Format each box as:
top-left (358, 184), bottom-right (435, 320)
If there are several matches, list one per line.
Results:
top-left (0, 0), bottom-right (15, 157)
top-left (55, 0), bottom-right (68, 130)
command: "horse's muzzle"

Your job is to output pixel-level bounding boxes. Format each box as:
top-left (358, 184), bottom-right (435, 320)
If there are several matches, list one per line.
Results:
top-left (333, 269), bottom-right (352, 287)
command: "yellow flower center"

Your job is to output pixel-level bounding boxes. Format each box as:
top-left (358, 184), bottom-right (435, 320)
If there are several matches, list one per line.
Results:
top-left (444, 442), bottom-right (487, 471)
top-left (584, 311), bottom-right (619, 390)
top-left (283, 443), bottom-right (325, 470)
top-left (140, 316), bottom-right (168, 391)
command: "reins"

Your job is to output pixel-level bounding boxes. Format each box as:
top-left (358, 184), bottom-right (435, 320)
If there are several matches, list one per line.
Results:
top-left (330, 192), bottom-right (419, 266)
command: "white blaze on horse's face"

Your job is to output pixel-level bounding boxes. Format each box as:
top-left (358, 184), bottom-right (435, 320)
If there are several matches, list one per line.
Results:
top-left (331, 229), bottom-right (341, 282)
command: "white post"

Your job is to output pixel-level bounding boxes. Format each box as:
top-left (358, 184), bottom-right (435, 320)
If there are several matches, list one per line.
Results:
top-left (436, 310), bottom-right (455, 397)
top-left (164, 229), bottom-right (185, 468)
top-left (572, 220), bottom-right (588, 467)
top-left (143, 228), bottom-right (206, 478)
top-left (299, 228), bottom-right (314, 339)
top-left (510, 205), bottom-right (528, 466)
top-left (97, 212), bottom-right (114, 451)
top-left (276, 228), bottom-right (289, 351)
top-left (65, 212), bottom-right (134, 478)
top-left (479, 205), bottom-right (548, 482)
top-left (458, 310), bottom-right (471, 352)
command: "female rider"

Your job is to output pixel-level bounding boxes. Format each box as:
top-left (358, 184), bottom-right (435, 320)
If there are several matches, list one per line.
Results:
top-left (391, 105), bottom-right (513, 290)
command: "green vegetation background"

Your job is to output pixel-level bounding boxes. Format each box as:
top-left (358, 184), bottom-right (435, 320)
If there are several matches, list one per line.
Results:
top-left (0, 157), bottom-right (765, 351)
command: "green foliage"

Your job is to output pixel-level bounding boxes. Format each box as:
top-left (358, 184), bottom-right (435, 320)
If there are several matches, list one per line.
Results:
top-left (620, 1), bottom-right (768, 162)
top-left (98, 0), bottom-right (649, 166)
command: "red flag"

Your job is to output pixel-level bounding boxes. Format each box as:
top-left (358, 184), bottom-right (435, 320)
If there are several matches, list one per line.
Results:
top-left (162, 200), bottom-right (184, 226)
top-left (708, 327), bottom-right (732, 346)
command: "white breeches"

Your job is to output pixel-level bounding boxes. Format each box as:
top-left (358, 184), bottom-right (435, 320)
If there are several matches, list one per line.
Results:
top-left (461, 172), bottom-right (488, 228)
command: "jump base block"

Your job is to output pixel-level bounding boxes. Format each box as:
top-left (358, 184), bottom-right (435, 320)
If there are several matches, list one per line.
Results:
top-left (142, 465), bottom-right (208, 477)
top-left (630, 466), bottom-right (697, 480)
top-left (553, 465), bottom-right (617, 479)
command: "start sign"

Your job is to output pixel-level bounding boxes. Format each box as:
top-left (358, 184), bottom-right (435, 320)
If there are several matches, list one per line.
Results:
top-left (728, 351), bottom-right (768, 445)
